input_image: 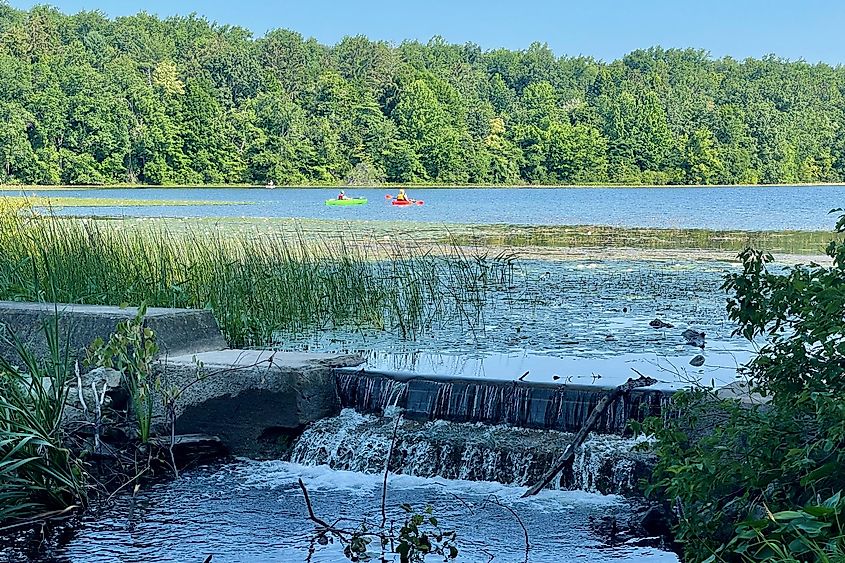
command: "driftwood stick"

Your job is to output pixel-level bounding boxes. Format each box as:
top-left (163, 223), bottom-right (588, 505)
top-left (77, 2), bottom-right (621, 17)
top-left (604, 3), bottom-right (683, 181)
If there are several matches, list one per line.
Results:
top-left (521, 373), bottom-right (657, 497)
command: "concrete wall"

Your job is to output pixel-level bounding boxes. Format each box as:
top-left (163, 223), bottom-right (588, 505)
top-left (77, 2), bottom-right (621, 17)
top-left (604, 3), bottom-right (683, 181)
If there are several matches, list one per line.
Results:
top-left (336, 368), bottom-right (672, 433)
top-left (160, 350), bottom-right (365, 457)
top-left (0, 301), bottom-right (227, 366)
top-left (0, 301), bottom-right (368, 458)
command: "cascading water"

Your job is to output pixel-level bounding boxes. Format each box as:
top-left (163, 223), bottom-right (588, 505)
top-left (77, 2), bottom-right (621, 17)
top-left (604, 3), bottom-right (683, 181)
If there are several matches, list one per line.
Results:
top-left (335, 370), bottom-right (671, 434)
top-left (291, 409), bottom-right (654, 496)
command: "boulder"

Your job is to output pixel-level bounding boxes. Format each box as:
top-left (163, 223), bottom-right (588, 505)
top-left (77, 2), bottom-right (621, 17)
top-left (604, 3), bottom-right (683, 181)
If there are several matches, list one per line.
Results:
top-left (681, 329), bottom-right (706, 348)
top-left (689, 354), bottom-right (705, 367)
top-left (716, 381), bottom-right (769, 405)
top-left (649, 319), bottom-right (674, 329)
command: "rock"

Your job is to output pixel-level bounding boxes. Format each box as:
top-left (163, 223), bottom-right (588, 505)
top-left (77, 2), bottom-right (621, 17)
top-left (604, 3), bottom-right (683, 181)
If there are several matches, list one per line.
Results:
top-left (689, 354), bottom-right (705, 367)
top-left (649, 318), bottom-right (674, 329)
top-left (681, 329), bottom-right (706, 348)
top-left (605, 334), bottom-right (617, 341)
top-left (716, 381), bottom-right (769, 405)
top-left (634, 504), bottom-right (674, 539)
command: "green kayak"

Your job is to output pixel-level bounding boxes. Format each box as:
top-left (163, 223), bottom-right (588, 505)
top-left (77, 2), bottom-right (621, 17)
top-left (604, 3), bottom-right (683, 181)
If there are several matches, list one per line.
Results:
top-left (325, 198), bottom-right (367, 206)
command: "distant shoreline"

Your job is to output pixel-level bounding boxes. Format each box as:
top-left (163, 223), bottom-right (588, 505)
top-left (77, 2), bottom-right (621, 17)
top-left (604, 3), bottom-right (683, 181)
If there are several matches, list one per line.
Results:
top-left (1, 183), bottom-right (844, 191)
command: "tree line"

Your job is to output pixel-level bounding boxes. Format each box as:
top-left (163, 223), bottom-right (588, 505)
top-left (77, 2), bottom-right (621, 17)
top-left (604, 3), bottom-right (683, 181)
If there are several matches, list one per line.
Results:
top-left (1, 3), bottom-right (845, 186)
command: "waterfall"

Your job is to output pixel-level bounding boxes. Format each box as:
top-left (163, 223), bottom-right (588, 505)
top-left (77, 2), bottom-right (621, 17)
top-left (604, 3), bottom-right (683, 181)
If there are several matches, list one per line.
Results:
top-left (336, 370), bottom-right (408, 412)
top-left (291, 409), bottom-right (654, 496)
top-left (336, 370), bottom-right (670, 434)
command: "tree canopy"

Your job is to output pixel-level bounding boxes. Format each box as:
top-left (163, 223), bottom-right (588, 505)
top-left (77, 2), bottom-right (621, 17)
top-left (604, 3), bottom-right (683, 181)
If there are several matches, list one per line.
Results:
top-left (2, 4), bottom-right (845, 186)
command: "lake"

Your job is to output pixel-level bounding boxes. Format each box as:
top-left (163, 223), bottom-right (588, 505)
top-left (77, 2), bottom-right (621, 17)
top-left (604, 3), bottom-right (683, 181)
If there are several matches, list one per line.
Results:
top-left (12, 185), bottom-right (845, 231)
top-left (279, 259), bottom-right (753, 390)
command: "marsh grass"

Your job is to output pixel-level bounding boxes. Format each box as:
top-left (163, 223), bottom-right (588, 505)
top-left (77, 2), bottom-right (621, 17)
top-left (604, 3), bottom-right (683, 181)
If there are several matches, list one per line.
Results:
top-left (445, 224), bottom-right (840, 255)
top-left (0, 195), bottom-right (248, 208)
top-left (0, 205), bottom-right (515, 347)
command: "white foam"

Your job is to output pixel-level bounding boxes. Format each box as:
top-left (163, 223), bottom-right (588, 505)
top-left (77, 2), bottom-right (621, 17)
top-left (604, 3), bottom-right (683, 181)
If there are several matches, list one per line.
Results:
top-left (228, 460), bottom-right (624, 508)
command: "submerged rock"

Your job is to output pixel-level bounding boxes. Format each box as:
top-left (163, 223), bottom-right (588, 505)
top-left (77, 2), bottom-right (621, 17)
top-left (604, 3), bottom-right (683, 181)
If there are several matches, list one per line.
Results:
top-left (630, 504), bottom-right (675, 541)
top-left (689, 354), bottom-right (705, 367)
top-left (649, 319), bottom-right (674, 329)
top-left (149, 434), bottom-right (228, 467)
top-left (681, 329), bottom-right (706, 348)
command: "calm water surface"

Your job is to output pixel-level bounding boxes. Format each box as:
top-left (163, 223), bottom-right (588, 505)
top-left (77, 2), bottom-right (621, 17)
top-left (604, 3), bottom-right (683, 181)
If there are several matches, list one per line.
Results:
top-left (19, 185), bottom-right (845, 231)
top-left (279, 259), bottom-right (753, 389)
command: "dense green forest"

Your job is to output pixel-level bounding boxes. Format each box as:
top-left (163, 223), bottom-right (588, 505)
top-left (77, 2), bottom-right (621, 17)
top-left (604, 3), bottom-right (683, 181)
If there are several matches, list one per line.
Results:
top-left (1, 4), bottom-right (845, 185)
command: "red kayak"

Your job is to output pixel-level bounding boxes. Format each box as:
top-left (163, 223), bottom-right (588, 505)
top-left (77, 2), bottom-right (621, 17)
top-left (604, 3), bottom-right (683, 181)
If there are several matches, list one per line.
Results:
top-left (391, 199), bottom-right (424, 206)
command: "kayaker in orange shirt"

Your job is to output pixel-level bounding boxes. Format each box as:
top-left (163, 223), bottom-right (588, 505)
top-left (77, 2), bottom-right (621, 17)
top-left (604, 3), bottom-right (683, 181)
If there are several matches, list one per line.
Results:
top-left (396, 189), bottom-right (409, 202)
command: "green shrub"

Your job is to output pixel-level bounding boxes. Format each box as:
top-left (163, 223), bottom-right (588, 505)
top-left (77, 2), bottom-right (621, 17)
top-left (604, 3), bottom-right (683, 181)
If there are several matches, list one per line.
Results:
top-left (642, 212), bottom-right (845, 562)
top-left (87, 305), bottom-right (158, 444)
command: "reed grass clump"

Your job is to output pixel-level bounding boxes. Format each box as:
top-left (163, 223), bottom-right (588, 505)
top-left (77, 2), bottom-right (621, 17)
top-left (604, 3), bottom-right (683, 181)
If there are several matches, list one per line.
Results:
top-left (0, 206), bottom-right (514, 347)
top-left (0, 316), bottom-right (87, 524)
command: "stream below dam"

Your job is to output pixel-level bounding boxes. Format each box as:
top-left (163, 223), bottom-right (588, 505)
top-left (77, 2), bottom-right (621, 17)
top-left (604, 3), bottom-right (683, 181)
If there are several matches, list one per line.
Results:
top-left (41, 410), bottom-right (678, 563)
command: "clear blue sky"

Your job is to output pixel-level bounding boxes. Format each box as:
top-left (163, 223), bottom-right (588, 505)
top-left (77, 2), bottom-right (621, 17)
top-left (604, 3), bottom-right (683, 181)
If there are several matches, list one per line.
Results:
top-left (9, 0), bottom-right (845, 63)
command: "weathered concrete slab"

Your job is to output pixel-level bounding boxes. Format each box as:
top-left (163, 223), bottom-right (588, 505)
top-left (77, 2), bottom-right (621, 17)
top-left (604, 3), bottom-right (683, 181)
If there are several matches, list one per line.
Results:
top-left (157, 350), bottom-right (365, 457)
top-left (0, 301), bottom-right (227, 365)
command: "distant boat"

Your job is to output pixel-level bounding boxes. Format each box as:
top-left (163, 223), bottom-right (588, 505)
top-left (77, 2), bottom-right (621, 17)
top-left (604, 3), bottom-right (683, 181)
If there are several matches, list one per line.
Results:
top-left (265, 180), bottom-right (276, 189)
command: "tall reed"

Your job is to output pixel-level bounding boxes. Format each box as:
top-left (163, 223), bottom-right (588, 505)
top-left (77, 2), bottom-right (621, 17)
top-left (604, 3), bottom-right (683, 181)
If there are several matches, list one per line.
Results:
top-left (0, 206), bottom-right (514, 347)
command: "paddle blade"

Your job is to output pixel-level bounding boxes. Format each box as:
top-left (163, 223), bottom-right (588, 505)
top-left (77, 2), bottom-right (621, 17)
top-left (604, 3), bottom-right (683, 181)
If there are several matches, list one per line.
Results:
top-left (385, 194), bottom-right (393, 199)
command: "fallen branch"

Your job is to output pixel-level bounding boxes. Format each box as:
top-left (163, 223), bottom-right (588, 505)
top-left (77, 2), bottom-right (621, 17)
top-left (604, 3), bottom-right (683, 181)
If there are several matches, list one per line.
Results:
top-left (521, 373), bottom-right (657, 497)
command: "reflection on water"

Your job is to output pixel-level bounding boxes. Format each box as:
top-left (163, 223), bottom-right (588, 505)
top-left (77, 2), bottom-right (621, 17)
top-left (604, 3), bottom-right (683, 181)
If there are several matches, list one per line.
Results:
top-left (278, 259), bottom-right (756, 389)
top-left (49, 462), bottom-right (679, 563)
top-left (361, 347), bottom-right (750, 390)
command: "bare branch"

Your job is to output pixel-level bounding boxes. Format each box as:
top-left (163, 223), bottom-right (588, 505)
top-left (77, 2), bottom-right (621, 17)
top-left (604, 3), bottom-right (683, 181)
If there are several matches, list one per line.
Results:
top-left (487, 496), bottom-right (529, 563)
top-left (381, 413), bottom-right (402, 528)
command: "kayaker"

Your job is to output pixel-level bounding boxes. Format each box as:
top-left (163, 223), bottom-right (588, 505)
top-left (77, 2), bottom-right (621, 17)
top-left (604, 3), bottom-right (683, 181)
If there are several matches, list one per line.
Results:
top-left (396, 189), bottom-right (409, 202)
top-left (338, 190), bottom-right (348, 200)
